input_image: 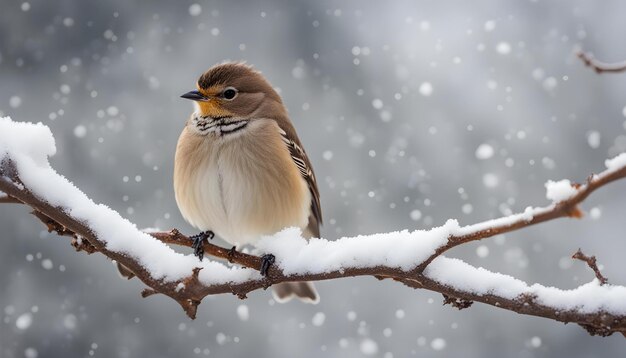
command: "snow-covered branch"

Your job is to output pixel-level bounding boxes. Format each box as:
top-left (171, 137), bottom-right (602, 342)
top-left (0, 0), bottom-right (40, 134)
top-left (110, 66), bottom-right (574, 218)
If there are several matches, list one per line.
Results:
top-left (2, 117), bottom-right (626, 337)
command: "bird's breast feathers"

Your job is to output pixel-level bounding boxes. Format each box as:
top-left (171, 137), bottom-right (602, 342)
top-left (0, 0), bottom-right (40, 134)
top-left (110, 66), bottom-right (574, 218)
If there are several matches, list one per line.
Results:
top-left (174, 118), bottom-right (311, 245)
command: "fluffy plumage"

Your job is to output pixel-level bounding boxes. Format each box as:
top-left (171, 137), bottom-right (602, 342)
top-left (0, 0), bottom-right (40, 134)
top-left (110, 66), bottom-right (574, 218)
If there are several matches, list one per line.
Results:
top-left (174, 62), bottom-right (321, 303)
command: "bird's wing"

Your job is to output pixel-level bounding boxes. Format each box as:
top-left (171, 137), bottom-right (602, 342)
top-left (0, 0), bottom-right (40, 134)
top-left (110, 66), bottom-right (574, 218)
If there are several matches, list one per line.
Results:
top-left (276, 122), bottom-right (322, 238)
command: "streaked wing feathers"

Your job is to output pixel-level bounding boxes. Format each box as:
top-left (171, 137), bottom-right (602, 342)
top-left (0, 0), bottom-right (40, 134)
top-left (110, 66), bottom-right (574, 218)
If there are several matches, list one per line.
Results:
top-left (276, 123), bottom-right (322, 237)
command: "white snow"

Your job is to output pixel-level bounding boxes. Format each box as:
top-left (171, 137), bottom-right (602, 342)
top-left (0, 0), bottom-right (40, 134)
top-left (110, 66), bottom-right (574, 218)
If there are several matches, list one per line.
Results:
top-left (3, 117), bottom-right (626, 315)
top-left (529, 336), bottom-right (542, 348)
top-left (359, 339), bottom-right (378, 355)
top-left (482, 173), bottom-right (499, 188)
top-left (430, 338), bottom-right (446, 351)
top-left (409, 209), bottom-right (422, 221)
top-left (346, 311), bottom-right (357, 321)
top-left (587, 131), bottom-right (601, 149)
top-left (188, 3), bottom-right (202, 16)
top-left (41, 258), bottom-right (53, 270)
top-left (63, 17), bottom-right (74, 27)
top-left (312, 312), bottom-right (325, 326)
top-left (256, 206), bottom-right (533, 274)
top-left (0, 117), bottom-right (258, 286)
top-left (484, 20), bottom-right (496, 32)
top-left (476, 245), bottom-right (489, 258)
top-left (236, 304), bottom-right (249, 321)
top-left (15, 312), bottom-right (33, 330)
top-left (605, 152), bottom-right (626, 174)
top-left (371, 98), bottom-right (383, 109)
top-left (532, 68), bottom-right (545, 80)
top-left (542, 77), bottom-right (558, 91)
top-left (475, 143), bottom-right (494, 159)
top-left (24, 348), bottom-right (38, 358)
top-left (73, 125), bottom-right (87, 138)
top-left (256, 220), bottom-right (460, 273)
top-left (455, 206), bottom-right (537, 236)
top-left (545, 179), bottom-right (578, 203)
top-left (63, 314), bottom-right (77, 330)
top-left (9, 96), bottom-right (22, 108)
top-left (542, 157), bottom-right (555, 170)
top-left (106, 106), bottom-right (119, 116)
top-left (425, 256), bottom-right (626, 314)
top-left (590, 207), bottom-right (602, 219)
top-left (496, 42), bottom-right (511, 55)
top-left (419, 82), bottom-right (433, 96)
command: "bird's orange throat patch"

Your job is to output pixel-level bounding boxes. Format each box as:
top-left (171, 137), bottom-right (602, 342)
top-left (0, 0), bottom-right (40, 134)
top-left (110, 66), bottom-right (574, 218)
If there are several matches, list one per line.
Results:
top-left (195, 100), bottom-right (233, 118)
top-left (194, 85), bottom-right (233, 118)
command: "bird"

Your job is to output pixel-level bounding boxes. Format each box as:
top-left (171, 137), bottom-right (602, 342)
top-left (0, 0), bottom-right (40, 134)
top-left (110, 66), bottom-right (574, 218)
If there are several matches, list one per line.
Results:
top-left (173, 62), bottom-right (322, 303)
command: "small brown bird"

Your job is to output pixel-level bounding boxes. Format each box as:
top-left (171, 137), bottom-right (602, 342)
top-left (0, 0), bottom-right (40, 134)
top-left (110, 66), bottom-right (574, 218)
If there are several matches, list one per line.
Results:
top-left (174, 62), bottom-right (321, 303)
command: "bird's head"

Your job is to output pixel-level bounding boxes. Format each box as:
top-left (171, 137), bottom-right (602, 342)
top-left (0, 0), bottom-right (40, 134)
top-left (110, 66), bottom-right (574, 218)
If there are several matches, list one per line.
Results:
top-left (181, 62), bottom-right (282, 120)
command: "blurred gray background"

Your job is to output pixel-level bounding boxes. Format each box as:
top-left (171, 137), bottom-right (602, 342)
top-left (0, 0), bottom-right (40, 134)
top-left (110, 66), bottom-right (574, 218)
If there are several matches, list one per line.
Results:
top-left (1, 0), bottom-right (626, 356)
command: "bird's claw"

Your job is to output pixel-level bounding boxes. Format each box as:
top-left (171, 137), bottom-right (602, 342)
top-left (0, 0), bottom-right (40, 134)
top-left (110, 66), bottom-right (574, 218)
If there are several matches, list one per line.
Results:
top-left (260, 254), bottom-right (275, 277)
top-left (190, 230), bottom-right (214, 261)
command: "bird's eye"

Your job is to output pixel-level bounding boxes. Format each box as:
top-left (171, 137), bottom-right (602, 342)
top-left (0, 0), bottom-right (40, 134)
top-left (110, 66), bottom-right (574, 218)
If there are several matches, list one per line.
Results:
top-left (222, 87), bottom-right (237, 100)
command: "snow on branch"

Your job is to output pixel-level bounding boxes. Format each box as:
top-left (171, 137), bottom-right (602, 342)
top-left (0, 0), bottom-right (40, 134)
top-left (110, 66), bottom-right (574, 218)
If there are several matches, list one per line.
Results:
top-left (2, 117), bottom-right (626, 337)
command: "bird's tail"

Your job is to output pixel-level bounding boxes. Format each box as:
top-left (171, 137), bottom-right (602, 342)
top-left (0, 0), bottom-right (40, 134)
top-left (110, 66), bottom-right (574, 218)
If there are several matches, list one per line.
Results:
top-left (272, 282), bottom-right (319, 304)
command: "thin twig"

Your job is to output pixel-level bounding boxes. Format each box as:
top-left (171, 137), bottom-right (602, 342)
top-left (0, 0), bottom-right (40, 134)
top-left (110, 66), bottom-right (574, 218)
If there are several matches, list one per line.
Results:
top-left (577, 51), bottom-right (626, 74)
top-left (413, 166), bottom-right (626, 273)
top-left (573, 249), bottom-right (608, 285)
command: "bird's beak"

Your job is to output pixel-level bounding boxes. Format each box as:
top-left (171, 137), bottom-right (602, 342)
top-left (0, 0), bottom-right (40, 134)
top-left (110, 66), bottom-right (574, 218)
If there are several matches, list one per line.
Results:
top-left (180, 90), bottom-right (209, 102)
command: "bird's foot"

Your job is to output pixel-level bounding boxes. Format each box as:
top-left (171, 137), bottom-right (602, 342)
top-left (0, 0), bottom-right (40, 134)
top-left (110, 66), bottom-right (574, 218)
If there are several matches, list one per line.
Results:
top-left (190, 230), bottom-right (214, 261)
top-left (260, 254), bottom-right (275, 277)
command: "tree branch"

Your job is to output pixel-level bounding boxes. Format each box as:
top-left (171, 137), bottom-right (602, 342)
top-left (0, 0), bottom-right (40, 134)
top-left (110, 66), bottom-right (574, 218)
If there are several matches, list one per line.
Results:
top-left (149, 229), bottom-right (264, 272)
top-left (3, 161), bottom-right (626, 335)
top-left (577, 50), bottom-right (626, 74)
top-left (414, 167), bottom-right (626, 272)
top-left (0, 193), bottom-right (21, 204)
top-left (3, 122), bottom-right (626, 336)
top-left (573, 249), bottom-right (608, 285)
top-left (0, 163), bottom-right (203, 318)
